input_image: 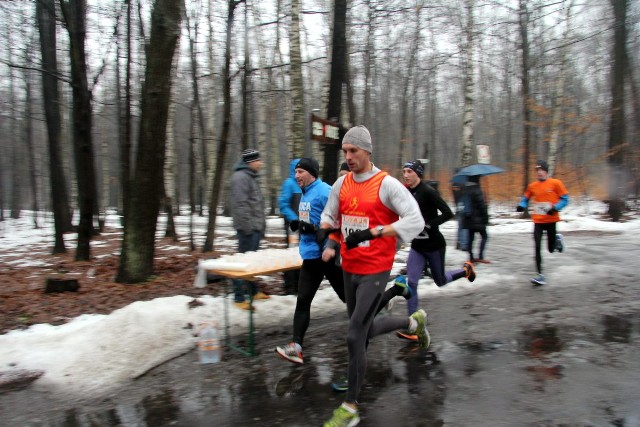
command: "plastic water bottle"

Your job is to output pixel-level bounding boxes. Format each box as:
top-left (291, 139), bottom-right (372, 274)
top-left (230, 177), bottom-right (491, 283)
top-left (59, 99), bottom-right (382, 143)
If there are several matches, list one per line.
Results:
top-left (198, 321), bottom-right (221, 364)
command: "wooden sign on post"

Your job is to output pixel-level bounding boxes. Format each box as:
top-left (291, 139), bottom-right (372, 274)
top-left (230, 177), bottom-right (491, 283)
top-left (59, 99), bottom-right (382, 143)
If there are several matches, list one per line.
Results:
top-left (310, 114), bottom-right (341, 144)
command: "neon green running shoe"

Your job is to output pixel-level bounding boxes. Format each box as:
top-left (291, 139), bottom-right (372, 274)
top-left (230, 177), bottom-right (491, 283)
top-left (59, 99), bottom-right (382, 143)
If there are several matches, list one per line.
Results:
top-left (410, 309), bottom-right (431, 350)
top-left (323, 404), bottom-right (360, 427)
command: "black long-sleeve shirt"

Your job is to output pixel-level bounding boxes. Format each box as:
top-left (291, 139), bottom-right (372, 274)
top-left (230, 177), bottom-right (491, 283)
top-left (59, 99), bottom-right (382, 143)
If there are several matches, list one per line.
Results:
top-left (408, 181), bottom-right (453, 253)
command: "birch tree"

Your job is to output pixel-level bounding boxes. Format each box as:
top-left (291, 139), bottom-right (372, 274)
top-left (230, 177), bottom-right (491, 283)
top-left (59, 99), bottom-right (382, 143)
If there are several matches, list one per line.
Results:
top-left (460, 0), bottom-right (475, 167)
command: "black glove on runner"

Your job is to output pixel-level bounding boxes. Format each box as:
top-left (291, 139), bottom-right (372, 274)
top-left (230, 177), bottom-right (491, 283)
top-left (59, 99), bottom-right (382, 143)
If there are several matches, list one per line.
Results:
top-left (516, 206), bottom-right (524, 212)
top-left (345, 229), bottom-right (375, 249)
top-left (547, 207), bottom-right (558, 215)
top-left (289, 220), bottom-right (299, 232)
top-left (298, 221), bottom-right (317, 234)
top-left (316, 228), bottom-right (339, 245)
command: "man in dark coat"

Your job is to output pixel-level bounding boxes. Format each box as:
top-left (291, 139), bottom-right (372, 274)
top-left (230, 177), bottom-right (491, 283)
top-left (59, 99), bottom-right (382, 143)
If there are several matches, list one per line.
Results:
top-left (229, 148), bottom-right (269, 310)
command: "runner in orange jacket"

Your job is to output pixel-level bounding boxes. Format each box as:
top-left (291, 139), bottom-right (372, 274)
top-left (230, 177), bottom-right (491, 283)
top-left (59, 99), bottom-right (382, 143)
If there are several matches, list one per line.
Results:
top-left (517, 160), bottom-right (569, 286)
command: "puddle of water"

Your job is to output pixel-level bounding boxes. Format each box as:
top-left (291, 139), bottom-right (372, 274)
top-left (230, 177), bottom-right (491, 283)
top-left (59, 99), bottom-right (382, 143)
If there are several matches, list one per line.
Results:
top-left (521, 325), bottom-right (563, 357)
top-left (602, 314), bottom-right (633, 343)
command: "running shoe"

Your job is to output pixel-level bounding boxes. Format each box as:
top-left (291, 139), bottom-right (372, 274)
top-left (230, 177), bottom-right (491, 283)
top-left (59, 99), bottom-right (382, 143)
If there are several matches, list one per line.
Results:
top-left (463, 261), bottom-right (476, 282)
top-left (396, 330), bottom-right (418, 341)
top-left (254, 291), bottom-right (271, 300)
top-left (234, 301), bottom-right (255, 311)
top-left (555, 234), bottom-right (564, 253)
top-left (275, 342), bottom-right (304, 364)
top-left (323, 404), bottom-right (360, 427)
top-left (393, 275), bottom-right (413, 300)
top-left (331, 374), bottom-right (348, 392)
top-left (410, 309), bottom-right (431, 350)
top-left (530, 274), bottom-right (546, 286)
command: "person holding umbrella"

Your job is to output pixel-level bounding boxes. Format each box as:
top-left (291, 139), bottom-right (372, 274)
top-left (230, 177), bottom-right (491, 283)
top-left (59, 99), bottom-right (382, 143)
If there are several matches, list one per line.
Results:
top-left (463, 175), bottom-right (490, 263)
top-left (517, 160), bottom-right (569, 286)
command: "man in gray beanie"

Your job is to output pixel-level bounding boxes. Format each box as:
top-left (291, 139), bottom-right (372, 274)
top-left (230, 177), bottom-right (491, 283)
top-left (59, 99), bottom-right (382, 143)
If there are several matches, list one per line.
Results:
top-left (342, 125), bottom-right (373, 154)
top-left (318, 125), bottom-right (427, 426)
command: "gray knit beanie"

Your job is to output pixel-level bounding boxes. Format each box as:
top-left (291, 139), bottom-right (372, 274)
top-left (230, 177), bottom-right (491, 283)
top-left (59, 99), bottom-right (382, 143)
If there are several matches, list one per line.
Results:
top-left (342, 125), bottom-right (373, 154)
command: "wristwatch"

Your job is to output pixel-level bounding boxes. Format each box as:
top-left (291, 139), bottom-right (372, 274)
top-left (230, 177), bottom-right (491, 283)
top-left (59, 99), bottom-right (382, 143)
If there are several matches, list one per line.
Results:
top-left (374, 225), bottom-right (385, 238)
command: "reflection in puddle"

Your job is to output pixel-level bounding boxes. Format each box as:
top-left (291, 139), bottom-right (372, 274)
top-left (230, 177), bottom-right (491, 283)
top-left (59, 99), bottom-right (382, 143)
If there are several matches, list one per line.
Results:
top-left (525, 365), bottom-right (564, 391)
top-left (602, 314), bottom-right (632, 343)
top-left (521, 326), bottom-right (562, 357)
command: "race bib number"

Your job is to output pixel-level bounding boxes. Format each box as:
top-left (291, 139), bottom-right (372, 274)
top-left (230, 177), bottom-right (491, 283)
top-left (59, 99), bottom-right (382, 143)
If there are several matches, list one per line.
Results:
top-left (299, 211), bottom-right (310, 222)
top-left (532, 202), bottom-right (551, 215)
top-left (342, 214), bottom-right (370, 247)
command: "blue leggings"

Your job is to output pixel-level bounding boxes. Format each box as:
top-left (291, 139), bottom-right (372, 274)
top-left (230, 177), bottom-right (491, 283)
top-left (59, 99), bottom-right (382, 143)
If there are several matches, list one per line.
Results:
top-left (405, 248), bottom-right (466, 314)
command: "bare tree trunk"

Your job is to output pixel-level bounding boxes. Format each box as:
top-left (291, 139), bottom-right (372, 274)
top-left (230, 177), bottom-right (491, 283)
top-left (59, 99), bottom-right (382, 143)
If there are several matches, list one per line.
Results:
top-left (59, 0), bottom-right (98, 261)
top-left (323, 0), bottom-right (347, 184)
top-left (119, 0), bottom-right (133, 227)
top-left (362, 1), bottom-right (375, 127)
top-left (547, 0), bottom-right (575, 176)
top-left (8, 38), bottom-right (21, 221)
top-left (241, 2), bottom-right (250, 152)
top-left (460, 0), bottom-right (475, 167)
top-left (607, 0), bottom-right (629, 221)
top-left (399, 4), bottom-right (422, 164)
top-left (164, 52), bottom-right (179, 240)
top-left (24, 49), bottom-right (40, 229)
top-left (117, 0), bottom-right (184, 282)
top-left (203, 0), bottom-right (238, 252)
top-left (37, 0), bottom-right (71, 253)
top-left (518, 0), bottom-right (532, 198)
top-left (289, 0), bottom-right (305, 157)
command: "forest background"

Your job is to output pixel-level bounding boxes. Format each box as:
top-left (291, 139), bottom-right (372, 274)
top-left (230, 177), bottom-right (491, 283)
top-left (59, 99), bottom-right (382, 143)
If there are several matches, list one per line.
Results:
top-left (0, 0), bottom-right (638, 284)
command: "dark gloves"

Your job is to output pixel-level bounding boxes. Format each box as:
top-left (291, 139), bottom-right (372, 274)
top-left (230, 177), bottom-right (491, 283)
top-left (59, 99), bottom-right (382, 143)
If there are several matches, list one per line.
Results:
top-left (345, 229), bottom-right (374, 249)
top-left (547, 207), bottom-right (558, 215)
top-left (289, 220), bottom-right (299, 232)
top-left (298, 221), bottom-right (317, 234)
top-left (316, 228), bottom-right (340, 245)
top-left (516, 206), bottom-right (524, 212)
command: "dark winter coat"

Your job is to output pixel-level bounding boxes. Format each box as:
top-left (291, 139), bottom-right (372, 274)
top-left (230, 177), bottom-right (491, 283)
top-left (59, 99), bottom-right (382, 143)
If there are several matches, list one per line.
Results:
top-left (463, 182), bottom-right (488, 231)
top-left (230, 161), bottom-right (266, 235)
top-left (409, 181), bottom-right (454, 253)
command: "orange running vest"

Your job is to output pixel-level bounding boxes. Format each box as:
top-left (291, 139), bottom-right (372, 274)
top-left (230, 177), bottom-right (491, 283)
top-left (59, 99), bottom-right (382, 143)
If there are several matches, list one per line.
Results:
top-left (339, 171), bottom-right (399, 274)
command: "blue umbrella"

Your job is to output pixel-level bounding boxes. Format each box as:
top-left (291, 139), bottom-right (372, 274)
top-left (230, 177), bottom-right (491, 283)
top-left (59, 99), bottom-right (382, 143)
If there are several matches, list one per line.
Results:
top-left (453, 164), bottom-right (504, 179)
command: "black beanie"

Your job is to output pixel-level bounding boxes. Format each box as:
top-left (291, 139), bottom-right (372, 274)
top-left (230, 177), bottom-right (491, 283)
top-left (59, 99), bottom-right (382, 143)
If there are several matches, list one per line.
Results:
top-left (295, 157), bottom-right (319, 178)
top-left (242, 148), bottom-right (261, 163)
top-left (403, 159), bottom-right (424, 178)
top-left (536, 160), bottom-right (549, 172)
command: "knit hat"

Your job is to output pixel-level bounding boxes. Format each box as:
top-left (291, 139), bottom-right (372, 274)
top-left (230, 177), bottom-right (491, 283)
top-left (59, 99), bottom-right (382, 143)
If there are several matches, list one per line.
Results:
top-left (242, 148), bottom-right (261, 163)
top-left (403, 159), bottom-right (424, 178)
top-left (535, 160), bottom-right (549, 172)
top-left (295, 157), bottom-right (319, 178)
top-left (342, 125), bottom-right (373, 153)
top-left (339, 162), bottom-right (350, 172)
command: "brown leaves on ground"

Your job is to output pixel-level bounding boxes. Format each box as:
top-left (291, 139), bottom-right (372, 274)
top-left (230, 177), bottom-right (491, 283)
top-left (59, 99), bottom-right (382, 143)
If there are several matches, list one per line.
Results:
top-left (0, 228), bottom-right (285, 335)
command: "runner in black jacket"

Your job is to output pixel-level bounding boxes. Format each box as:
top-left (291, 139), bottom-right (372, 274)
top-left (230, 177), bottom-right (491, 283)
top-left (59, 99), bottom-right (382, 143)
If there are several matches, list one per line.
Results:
top-left (383, 160), bottom-right (476, 321)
